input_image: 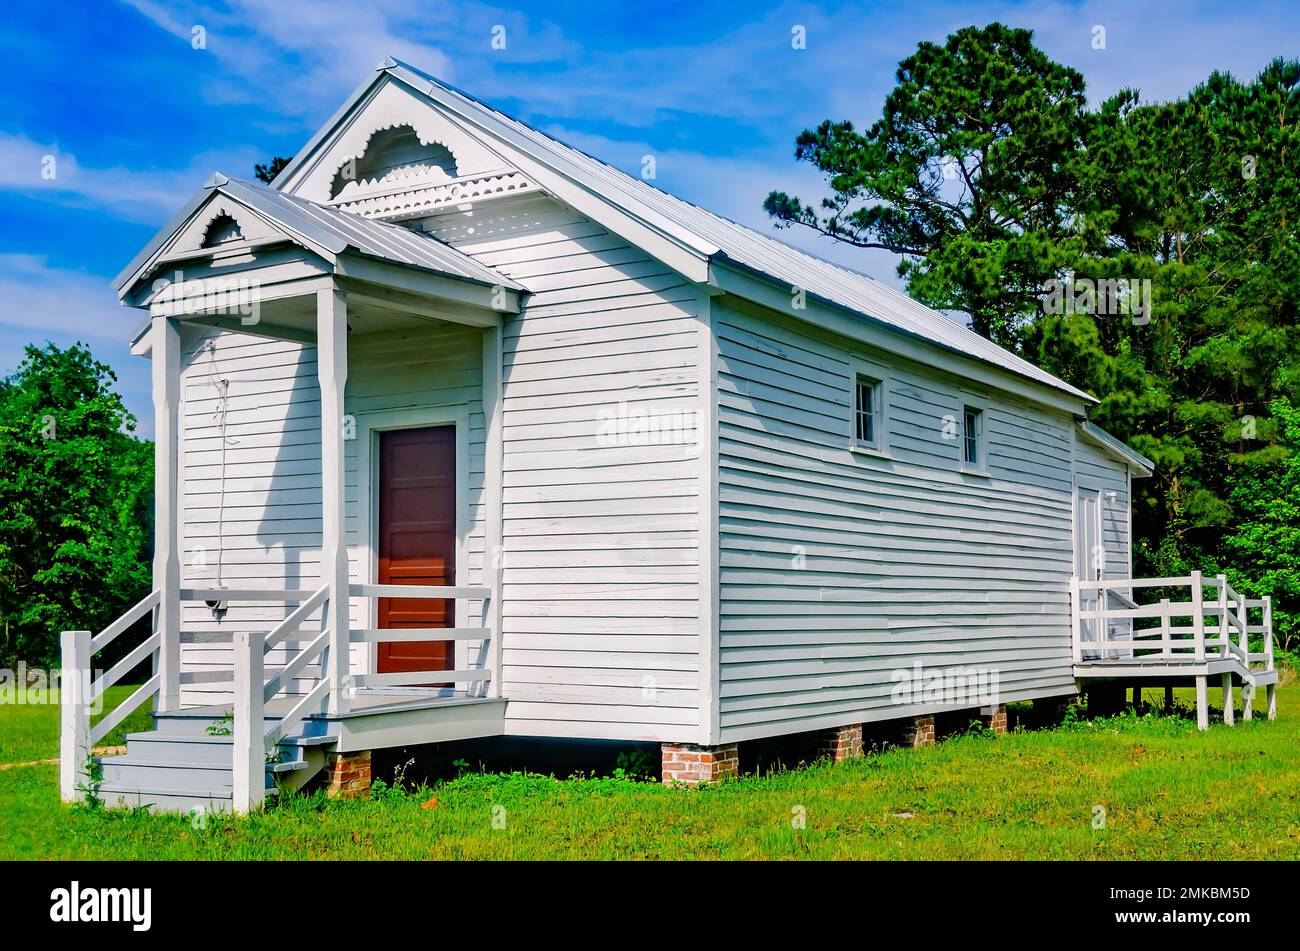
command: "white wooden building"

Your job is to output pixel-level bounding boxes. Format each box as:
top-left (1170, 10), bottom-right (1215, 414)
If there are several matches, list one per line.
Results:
top-left (59, 57), bottom-right (1278, 811)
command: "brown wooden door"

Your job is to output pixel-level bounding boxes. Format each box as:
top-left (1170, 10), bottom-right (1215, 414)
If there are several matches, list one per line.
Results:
top-left (376, 426), bottom-right (456, 680)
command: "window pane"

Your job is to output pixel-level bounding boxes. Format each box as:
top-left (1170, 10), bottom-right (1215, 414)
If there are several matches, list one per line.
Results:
top-left (855, 377), bottom-right (875, 445)
top-left (963, 408), bottom-right (979, 464)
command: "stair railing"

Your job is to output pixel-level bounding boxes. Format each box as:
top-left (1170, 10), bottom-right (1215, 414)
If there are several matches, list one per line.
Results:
top-left (60, 590), bottom-right (161, 802)
top-left (1072, 573), bottom-right (1277, 678)
top-left (228, 584), bottom-right (331, 814)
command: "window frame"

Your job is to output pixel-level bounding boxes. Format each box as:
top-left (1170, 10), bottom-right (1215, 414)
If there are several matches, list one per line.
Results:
top-left (849, 362), bottom-right (890, 458)
top-left (960, 399), bottom-right (989, 476)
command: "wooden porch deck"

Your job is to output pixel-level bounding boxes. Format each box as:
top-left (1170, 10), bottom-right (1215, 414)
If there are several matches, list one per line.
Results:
top-left (154, 690), bottom-right (507, 755)
top-left (1071, 571), bottom-right (1278, 728)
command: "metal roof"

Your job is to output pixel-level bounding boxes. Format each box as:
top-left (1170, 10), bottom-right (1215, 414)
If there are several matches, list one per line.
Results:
top-left (1079, 421), bottom-right (1154, 477)
top-left (367, 58), bottom-right (1092, 405)
top-left (115, 173), bottom-right (521, 295)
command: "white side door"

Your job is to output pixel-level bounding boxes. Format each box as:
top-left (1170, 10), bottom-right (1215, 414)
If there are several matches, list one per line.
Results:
top-left (1075, 488), bottom-right (1102, 658)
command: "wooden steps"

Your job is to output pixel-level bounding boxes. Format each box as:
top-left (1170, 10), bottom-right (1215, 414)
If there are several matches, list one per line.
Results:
top-left (91, 712), bottom-right (337, 814)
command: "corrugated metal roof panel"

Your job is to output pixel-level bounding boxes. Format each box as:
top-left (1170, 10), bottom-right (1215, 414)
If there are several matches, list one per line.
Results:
top-left (219, 178), bottom-right (522, 289)
top-left (116, 173), bottom-right (521, 294)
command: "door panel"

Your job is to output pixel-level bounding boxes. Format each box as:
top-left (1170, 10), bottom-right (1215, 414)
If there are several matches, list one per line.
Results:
top-left (1075, 488), bottom-right (1101, 658)
top-left (376, 426), bottom-right (456, 681)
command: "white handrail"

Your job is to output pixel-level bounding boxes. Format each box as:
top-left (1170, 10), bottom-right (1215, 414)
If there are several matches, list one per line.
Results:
top-left (1071, 572), bottom-right (1276, 671)
top-left (352, 669), bottom-right (493, 689)
top-left (349, 582), bottom-right (490, 599)
top-left (90, 590), bottom-right (160, 653)
top-left (180, 587), bottom-right (318, 602)
top-left (349, 580), bottom-right (501, 698)
top-left (264, 585), bottom-right (329, 651)
top-left (89, 675), bottom-right (161, 746)
top-left (262, 629), bottom-right (330, 702)
top-left (62, 589), bottom-right (163, 802)
top-left (91, 631), bottom-right (161, 703)
top-left (265, 678), bottom-right (331, 748)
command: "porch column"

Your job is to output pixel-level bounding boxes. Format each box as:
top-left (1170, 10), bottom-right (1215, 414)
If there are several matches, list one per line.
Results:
top-left (1195, 675), bottom-right (1209, 730)
top-left (317, 287), bottom-right (350, 715)
top-left (152, 315), bottom-right (182, 712)
top-left (481, 323), bottom-right (504, 698)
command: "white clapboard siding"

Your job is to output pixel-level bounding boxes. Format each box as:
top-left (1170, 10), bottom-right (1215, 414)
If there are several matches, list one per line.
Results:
top-left (714, 300), bottom-right (1077, 741)
top-left (175, 321), bottom-right (488, 705)
top-left (178, 328), bottom-right (321, 705)
top-left (425, 191), bottom-right (702, 740)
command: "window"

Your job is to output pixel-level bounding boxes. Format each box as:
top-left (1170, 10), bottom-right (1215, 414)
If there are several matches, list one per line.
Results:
top-left (962, 405), bottom-right (983, 468)
top-left (854, 373), bottom-right (883, 451)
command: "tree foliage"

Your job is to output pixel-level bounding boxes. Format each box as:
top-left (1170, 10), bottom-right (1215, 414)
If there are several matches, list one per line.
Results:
top-left (764, 24), bottom-right (1091, 345)
top-left (254, 156), bottom-right (293, 184)
top-left (769, 25), bottom-right (1300, 657)
top-left (0, 343), bottom-right (153, 667)
top-left (1224, 399), bottom-right (1300, 654)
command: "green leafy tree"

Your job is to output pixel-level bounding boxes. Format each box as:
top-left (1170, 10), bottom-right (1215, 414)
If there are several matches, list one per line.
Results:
top-left (1028, 61), bottom-right (1300, 576)
top-left (769, 26), bottom-right (1300, 655)
top-left (1223, 399), bottom-right (1300, 657)
top-left (254, 156), bottom-right (293, 184)
top-left (0, 343), bottom-right (153, 668)
top-left (764, 23), bottom-right (1091, 346)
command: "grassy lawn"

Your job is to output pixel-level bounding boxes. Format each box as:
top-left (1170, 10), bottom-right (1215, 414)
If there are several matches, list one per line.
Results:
top-left (1, 686), bottom-right (1296, 860)
top-left (0, 685), bottom-right (155, 764)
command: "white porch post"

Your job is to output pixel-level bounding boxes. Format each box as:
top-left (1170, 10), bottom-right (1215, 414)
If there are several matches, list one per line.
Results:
top-left (1190, 570), bottom-right (1206, 661)
top-left (1264, 596), bottom-right (1277, 720)
top-left (482, 323), bottom-right (504, 698)
top-left (232, 630), bottom-right (266, 814)
top-left (152, 316), bottom-right (182, 712)
top-left (1195, 675), bottom-right (1209, 730)
top-left (59, 630), bottom-right (91, 802)
top-left (318, 287), bottom-right (351, 715)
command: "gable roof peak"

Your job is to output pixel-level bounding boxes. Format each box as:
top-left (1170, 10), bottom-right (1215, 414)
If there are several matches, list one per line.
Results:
top-left (275, 56), bottom-right (1095, 408)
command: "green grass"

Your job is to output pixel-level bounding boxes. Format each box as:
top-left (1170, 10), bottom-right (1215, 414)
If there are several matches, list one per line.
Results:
top-left (1, 687), bottom-right (1296, 860)
top-left (0, 685), bottom-right (155, 764)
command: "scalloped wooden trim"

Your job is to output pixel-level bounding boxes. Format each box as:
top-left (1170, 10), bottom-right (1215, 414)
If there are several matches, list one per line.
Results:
top-left (328, 121), bottom-right (459, 199)
top-left (331, 170), bottom-right (540, 220)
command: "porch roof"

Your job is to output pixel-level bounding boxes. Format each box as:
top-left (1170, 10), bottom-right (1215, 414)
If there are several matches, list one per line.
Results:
top-left (1078, 420), bottom-right (1155, 477)
top-left (114, 173), bottom-right (523, 299)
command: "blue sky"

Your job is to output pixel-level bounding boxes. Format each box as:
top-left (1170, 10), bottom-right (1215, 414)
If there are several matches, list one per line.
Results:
top-left (3, 0), bottom-right (1298, 434)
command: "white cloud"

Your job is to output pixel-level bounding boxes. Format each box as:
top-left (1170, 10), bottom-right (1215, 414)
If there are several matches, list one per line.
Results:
top-left (0, 132), bottom-right (261, 224)
top-left (0, 255), bottom-right (153, 433)
top-left (118, 0), bottom-right (578, 118)
top-left (0, 254), bottom-right (139, 342)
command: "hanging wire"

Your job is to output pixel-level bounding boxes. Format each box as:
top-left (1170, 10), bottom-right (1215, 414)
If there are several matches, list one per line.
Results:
top-left (203, 339), bottom-right (240, 591)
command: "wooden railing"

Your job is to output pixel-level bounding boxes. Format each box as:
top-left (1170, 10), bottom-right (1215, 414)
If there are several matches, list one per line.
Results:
top-left (60, 590), bottom-right (160, 802)
top-left (346, 582), bottom-right (498, 697)
top-left (228, 576), bottom-right (500, 812)
top-left (1070, 571), bottom-right (1275, 675)
top-left (62, 587), bottom-right (333, 807)
top-left (64, 575), bottom-right (501, 812)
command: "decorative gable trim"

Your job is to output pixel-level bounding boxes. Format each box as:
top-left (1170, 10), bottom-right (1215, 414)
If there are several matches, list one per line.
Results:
top-left (172, 198), bottom-right (275, 254)
top-left (330, 169), bottom-right (539, 220)
top-left (290, 78), bottom-right (517, 207)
